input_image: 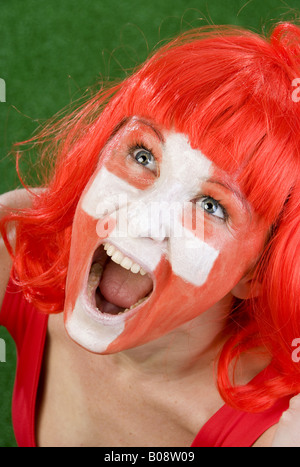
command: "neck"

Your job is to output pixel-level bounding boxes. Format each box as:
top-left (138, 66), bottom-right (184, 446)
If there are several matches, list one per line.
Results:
top-left (110, 296), bottom-right (232, 379)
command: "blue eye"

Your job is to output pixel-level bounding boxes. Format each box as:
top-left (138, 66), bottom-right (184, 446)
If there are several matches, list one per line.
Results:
top-left (132, 147), bottom-right (157, 172)
top-left (199, 196), bottom-right (226, 220)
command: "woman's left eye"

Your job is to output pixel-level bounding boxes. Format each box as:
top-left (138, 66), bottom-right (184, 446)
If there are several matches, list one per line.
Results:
top-left (131, 147), bottom-right (157, 173)
top-left (198, 196), bottom-right (227, 220)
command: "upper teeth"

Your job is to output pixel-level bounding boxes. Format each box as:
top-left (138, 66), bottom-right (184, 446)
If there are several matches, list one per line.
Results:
top-left (104, 243), bottom-right (147, 275)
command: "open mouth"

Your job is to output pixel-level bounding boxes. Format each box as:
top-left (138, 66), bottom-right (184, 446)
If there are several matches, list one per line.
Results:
top-left (86, 243), bottom-right (154, 317)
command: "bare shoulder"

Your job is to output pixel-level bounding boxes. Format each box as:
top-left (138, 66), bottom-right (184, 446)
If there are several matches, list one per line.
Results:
top-left (0, 188), bottom-right (40, 307)
top-left (0, 187), bottom-right (38, 212)
top-left (252, 424), bottom-right (278, 447)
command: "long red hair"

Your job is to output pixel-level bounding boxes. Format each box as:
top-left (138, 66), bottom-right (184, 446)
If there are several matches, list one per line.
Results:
top-left (1, 22), bottom-right (300, 411)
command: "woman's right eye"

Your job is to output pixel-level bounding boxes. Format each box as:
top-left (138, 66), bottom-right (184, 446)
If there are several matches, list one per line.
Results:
top-left (131, 147), bottom-right (157, 173)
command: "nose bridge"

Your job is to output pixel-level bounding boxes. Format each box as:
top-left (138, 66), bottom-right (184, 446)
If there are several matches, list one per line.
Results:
top-left (126, 180), bottom-right (185, 240)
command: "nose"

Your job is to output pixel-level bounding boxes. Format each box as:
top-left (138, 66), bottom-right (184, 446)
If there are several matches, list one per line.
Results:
top-left (126, 199), bottom-right (178, 242)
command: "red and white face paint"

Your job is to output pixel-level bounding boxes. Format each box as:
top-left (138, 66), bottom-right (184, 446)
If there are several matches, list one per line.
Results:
top-left (64, 118), bottom-right (268, 353)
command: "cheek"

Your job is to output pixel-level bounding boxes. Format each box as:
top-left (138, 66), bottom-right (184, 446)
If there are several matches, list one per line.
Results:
top-left (104, 150), bottom-right (155, 190)
top-left (64, 208), bottom-right (116, 319)
top-left (182, 201), bottom-right (267, 280)
top-left (169, 234), bottom-right (219, 287)
top-left (81, 166), bottom-right (141, 220)
top-left (176, 206), bottom-right (221, 287)
top-left (207, 227), bottom-right (267, 284)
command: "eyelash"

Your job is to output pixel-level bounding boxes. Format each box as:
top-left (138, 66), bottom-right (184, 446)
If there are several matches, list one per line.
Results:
top-left (128, 142), bottom-right (158, 177)
top-left (196, 196), bottom-right (228, 222)
top-left (129, 143), bottom-right (155, 160)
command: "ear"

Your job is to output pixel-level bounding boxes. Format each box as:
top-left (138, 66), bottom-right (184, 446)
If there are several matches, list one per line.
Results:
top-left (231, 273), bottom-right (262, 300)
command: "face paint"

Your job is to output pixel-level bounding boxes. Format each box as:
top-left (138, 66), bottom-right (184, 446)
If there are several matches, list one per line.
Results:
top-left (64, 118), bottom-right (268, 354)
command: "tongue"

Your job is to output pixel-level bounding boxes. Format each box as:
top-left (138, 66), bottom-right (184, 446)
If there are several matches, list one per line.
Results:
top-left (99, 260), bottom-right (153, 309)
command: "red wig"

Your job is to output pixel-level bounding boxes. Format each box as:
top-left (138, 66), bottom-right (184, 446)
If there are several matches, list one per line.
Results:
top-left (1, 22), bottom-right (300, 412)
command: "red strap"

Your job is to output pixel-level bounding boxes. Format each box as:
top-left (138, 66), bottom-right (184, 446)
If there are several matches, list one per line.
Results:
top-left (1, 278), bottom-right (48, 447)
top-left (191, 366), bottom-right (290, 447)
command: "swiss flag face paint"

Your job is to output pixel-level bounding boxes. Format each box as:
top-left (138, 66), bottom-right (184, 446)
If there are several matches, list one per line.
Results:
top-left (64, 118), bottom-right (268, 354)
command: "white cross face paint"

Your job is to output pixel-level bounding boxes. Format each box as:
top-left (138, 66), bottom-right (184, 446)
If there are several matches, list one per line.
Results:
top-left (81, 131), bottom-right (218, 286)
top-left (64, 118), bottom-right (267, 354)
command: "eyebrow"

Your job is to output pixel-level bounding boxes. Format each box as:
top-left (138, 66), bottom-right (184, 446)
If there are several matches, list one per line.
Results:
top-left (109, 117), bottom-right (165, 143)
top-left (207, 178), bottom-right (251, 213)
top-left (137, 118), bottom-right (165, 142)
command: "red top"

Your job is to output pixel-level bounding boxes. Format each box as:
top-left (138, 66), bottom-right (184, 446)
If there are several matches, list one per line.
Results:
top-left (0, 278), bottom-right (290, 447)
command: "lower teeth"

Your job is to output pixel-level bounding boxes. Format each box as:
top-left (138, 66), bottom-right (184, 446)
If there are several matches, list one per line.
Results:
top-left (87, 263), bottom-right (103, 299)
top-left (120, 295), bottom-right (150, 314)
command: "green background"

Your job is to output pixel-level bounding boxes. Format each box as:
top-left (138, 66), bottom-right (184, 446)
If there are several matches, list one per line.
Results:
top-left (0, 0), bottom-right (299, 447)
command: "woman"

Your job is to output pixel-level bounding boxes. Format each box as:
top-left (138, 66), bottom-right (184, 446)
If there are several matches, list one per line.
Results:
top-left (0, 21), bottom-right (299, 447)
